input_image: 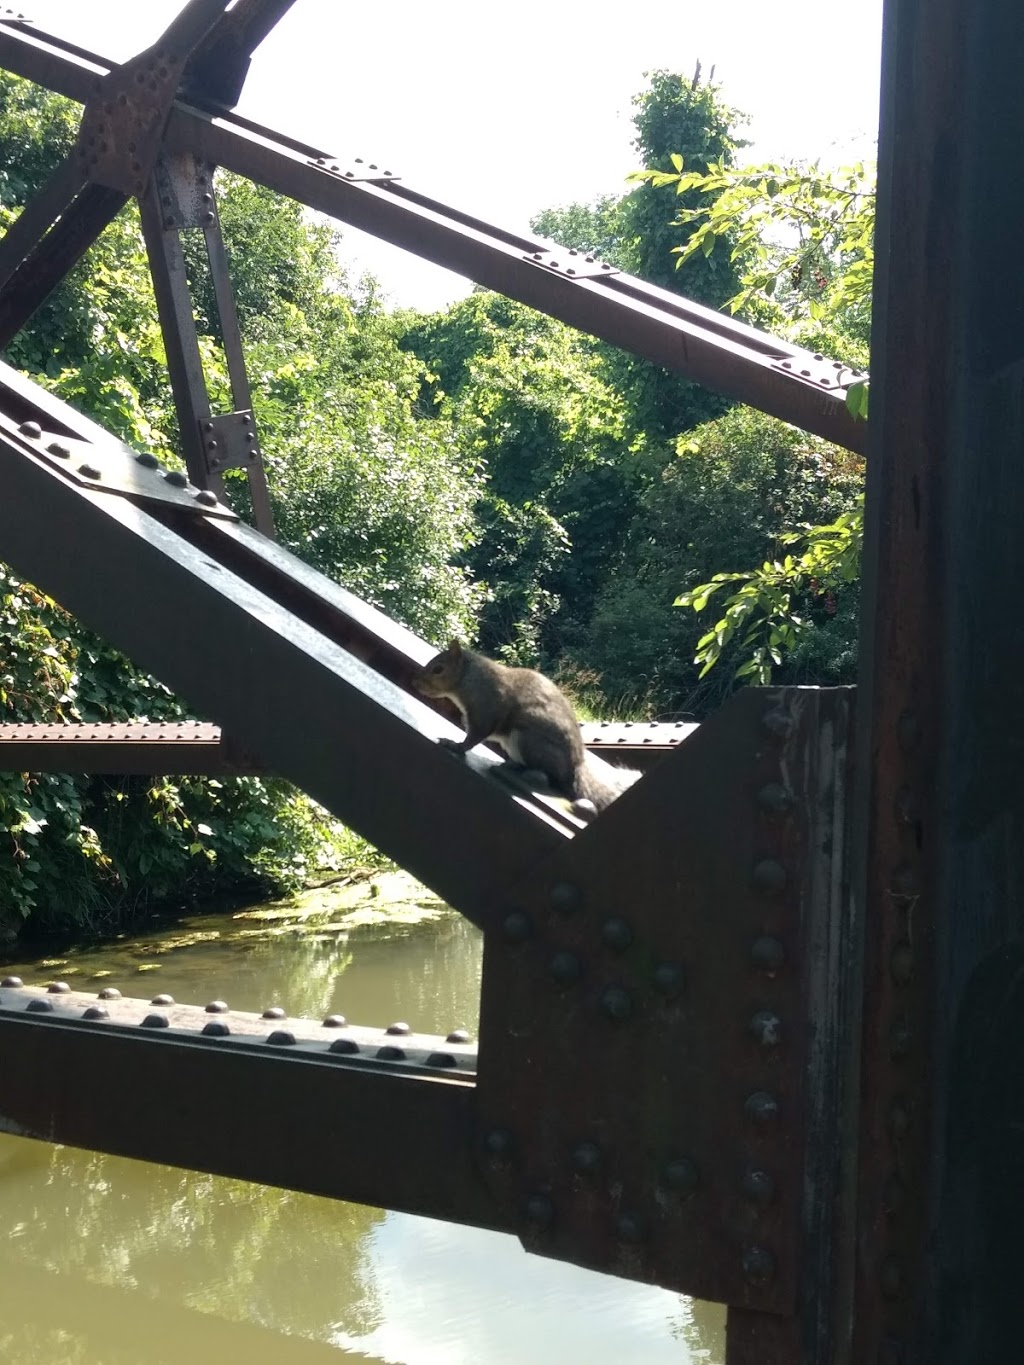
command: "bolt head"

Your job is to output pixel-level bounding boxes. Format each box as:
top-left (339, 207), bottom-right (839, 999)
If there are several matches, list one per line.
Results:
top-left (426, 1051), bottom-right (457, 1068)
top-left (46, 981), bottom-right (71, 994)
top-left (741, 1169), bottom-right (775, 1205)
top-left (202, 1020), bottom-right (230, 1037)
top-left (150, 994), bottom-right (174, 1006)
top-left (98, 987), bottom-right (122, 1001)
top-left (483, 1128), bottom-right (514, 1158)
top-left (744, 1091), bottom-right (780, 1124)
top-left (502, 911), bottom-right (531, 943)
top-left (549, 881), bottom-right (581, 913)
top-left (750, 936), bottom-right (785, 973)
top-left (82, 1006), bottom-right (109, 1021)
top-left (269, 1030), bottom-right (297, 1046)
top-left (602, 917), bottom-right (633, 951)
top-left (322, 1014), bottom-right (347, 1028)
top-left (550, 951), bottom-right (582, 985)
top-left (262, 1006), bottom-right (286, 1020)
top-left (600, 985), bottom-right (632, 1021)
top-left (329, 1038), bottom-right (360, 1055)
top-left (524, 1194), bottom-right (554, 1228)
top-left (386, 1021), bottom-right (411, 1036)
top-left (141, 1013), bottom-right (169, 1028)
top-left (616, 1212), bottom-right (646, 1243)
top-left (27, 999), bottom-right (54, 1013)
top-left (750, 1009), bottom-right (782, 1047)
top-left (446, 1028), bottom-right (470, 1044)
top-left (205, 1000), bottom-right (229, 1013)
top-left (1, 976), bottom-right (23, 988)
top-left (572, 1141), bottom-right (602, 1175)
top-left (653, 962), bottom-right (685, 998)
top-left (752, 859), bottom-right (787, 894)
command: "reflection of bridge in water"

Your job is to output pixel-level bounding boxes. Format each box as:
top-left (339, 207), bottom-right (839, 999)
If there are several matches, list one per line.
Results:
top-left (0, 2), bottom-right (1018, 1362)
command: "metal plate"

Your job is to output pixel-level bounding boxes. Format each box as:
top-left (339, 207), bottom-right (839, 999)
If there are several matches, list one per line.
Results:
top-left (524, 248), bottom-right (619, 280)
top-left (199, 408), bottom-right (261, 473)
top-left (1, 410), bottom-right (236, 517)
top-left (771, 354), bottom-right (865, 394)
top-left (308, 155), bottom-right (399, 184)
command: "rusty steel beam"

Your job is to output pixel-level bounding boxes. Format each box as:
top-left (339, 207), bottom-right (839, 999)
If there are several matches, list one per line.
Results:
top-left (0, 980), bottom-right (498, 1231)
top-left (182, 0), bottom-right (299, 107)
top-left (0, 367), bottom-right (575, 930)
top-left (0, 17), bottom-right (866, 451)
top-left (847, 2), bottom-right (1024, 1363)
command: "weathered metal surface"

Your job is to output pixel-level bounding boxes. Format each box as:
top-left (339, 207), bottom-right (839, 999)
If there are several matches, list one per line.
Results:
top-left (181, 0), bottom-right (299, 108)
top-left (309, 155), bottom-right (399, 184)
top-left (580, 719), bottom-right (698, 769)
top-left (847, 2), bottom-right (1024, 1363)
top-left (0, 722), bottom-right (259, 774)
top-left (0, 405), bottom-right (235, 516)
top-left (0, 152), bottom-right (87, 291)
top-left (476, 686), bottom-right (852, 1320)
top-left (0, 982), bottom-right (499, 1230)
top-left (524, 248), bottom-right (619, 281)
top-left (0, 392), bottom-right (573, 928)
top-left (0, 19), bottom-right (867, 452)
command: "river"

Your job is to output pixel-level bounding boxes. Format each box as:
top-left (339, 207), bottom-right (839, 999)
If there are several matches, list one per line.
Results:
top-left (0, 885), bottom-right (726, 1364)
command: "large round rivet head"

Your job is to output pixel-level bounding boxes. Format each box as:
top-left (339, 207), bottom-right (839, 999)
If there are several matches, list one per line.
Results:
top-left (135, 451), bottom-right (160, 469)
top-left (745, 1091), bottom-right (780, 1124)
top-left (742, 1245), bottom-right (775, 1284)
top-left (262, 1006), bottom-right (286, 1020)
top-left (78, 463), bottom-right (102, 480)
top-left (503, 911), bottom-right (532, 944)
top-left (549, 882), bottom-right (581, 913)
top-left (426, 1051), bottom-right (457, 1068)
top-left (141, 1013), bottom-right (169, 1028)
top-left (202, 1020), bottom-right (230, 1037)
top-left (751, 936), bottom-right (785, 973)
top-left (524, 1194), bottom-right (554, 1228)
top-left (484, 1128), bottom-right (514, 1158)
top-left (1, 976), bottom-right (23, 988)
top-left (323, 1014), bottom-right (347, 1028)
top-left (602, 917), bottom-right (633, 951)
top-left (741, 1169), bottom-right (776, 1205)
top-left (752, 859), bottom-right (787, 894)
top-left (600, 985), bottom-right (632, 1021)
top-left (47, 981), bottom-right (71, 994)
top-left (653, 962), bottom-right (685, 998)
top-left (616, 1212), bottom-right (646, 1244)
top-left (27, 998), bottom-right (54, 1013)
top-left (376, 1044), bottom-right (405, 1060)
top-left (550, 951), bottom-right (582, 985)
top-left (662, 1157), bottom-right (698, 1195)
top-left (268, 1030), bottom-right (297, 1046)
top-left (82, 1005), bottom-right (109, 1021)
top-left (47, 440), bottom-right (71, 459)
top-left (196, 489), bottom-right (218, 507)
top-left (163, 469), bottom-right (188, 488)
top-left (572, 1141), bottom-right (602, 1175)
top-left (151, 993), bottom-right (174, 1006)
top-left (98, 987), bottom-right (122, 1000)
top-left (446, 1028), bottom-right (470, 1044)
top-left (750, 1010), bottom-right (782, 1047)
top-left (205, 1000), bottom-right (229, 1014)
top-left (386, 1021), bottom-right (411, 1036)
top-left (329, 1038), bottom-right (360, 1055)
top-left (19, 420), bottom-right (42, 438)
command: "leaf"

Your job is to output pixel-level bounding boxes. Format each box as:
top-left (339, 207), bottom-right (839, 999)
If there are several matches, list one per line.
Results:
top-left (670, 153), bottom-right (684, 172)
top-left (702, 230), bottom-right (717, 258)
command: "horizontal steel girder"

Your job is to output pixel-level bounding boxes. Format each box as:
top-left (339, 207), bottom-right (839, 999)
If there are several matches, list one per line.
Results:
top-left (0, 16), bottom-right (867, 453)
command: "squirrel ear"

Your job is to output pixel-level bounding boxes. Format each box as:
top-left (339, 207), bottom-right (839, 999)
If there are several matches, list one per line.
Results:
top-left (445, 640), bottom-right (463, 658)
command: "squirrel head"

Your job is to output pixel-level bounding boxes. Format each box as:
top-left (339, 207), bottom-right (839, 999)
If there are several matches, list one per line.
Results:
top-left (413, 640), bottom-right (465, 697)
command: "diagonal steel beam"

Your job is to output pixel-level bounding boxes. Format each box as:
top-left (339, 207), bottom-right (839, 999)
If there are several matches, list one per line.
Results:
top-left (182, 0), bottom-right (299, 107)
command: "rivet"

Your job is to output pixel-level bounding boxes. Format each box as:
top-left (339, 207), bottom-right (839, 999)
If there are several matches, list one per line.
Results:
top-left (602, 918), bottom-right (633, 951)
top-left (26, 998), bottom-right (54, 1013)
top-left (503, 911), bottom-right (532, 943)
top-left (164, 216), bottom-right (176, 230)
top-left (762, 708), bottom-right (793, 737)
top-left (741, 1169), bottom-right (775, 1205)
top-left (751, 936), bottom-right (785, 972)
top-left (572, 1141), bottom-right (602, 1175)
top-left (752, 859), bottom-right (787, 893)
top-left (662, 1157), bottom-right (698, 1194)
top-left (888, 1102), bottom-right (910, 1139)
top-left (164, 469), bottom-right (188, 488)
top-left (262, 1006), bottom-right (286, 1020)
top-left (757, 782), bottom-right (792, 814)
top-left (47, 441), bottom-right (71, 458)
top-left (742, 1245), bottom-right (775, 1285)
top-left (204, 999), bottom-right (229, 1013)
top-left (202, 193), bottom-right (213, 205)
top-left (897, 711), bottom-right (920, 754)
top-left (196, 489), bottom-right (218, 507)
top-left (888, 1019), bottom-right (911, 1059)
top-left (549, 881), bottom-right (581, 913)
top-left (426, 1051), bottom-right (457, 1067)
top-left (268, 1030), bottom-right (296, 1045)
top-left (151, 993), bottom-right (174, 1006)
top-left (616, 1212), bottom-right (646, 1243)
top-left (328, 1038), bottom-right (360, 1055)
top-left (78, 463), bottom-right (102, 480)
top-left (203, 420), bottom-right (214, 432)
top-left (568, 248), bottom-right (578, 256)
top-left (653, 962), bottom-right (685, 998)
top-left (377, 1044), bottom-right (406, 1060)
top-left (386, 1021), bottom-right (411, 1036)
top-left (141, 1013), bottom-right (169, 1028)
top-left (524, 1194), bottom-right (554, 1228)
top-left (550, 951), bottom-right (582, 985)
top-left (446, 1028), bottom-right (470, 1043)
top-left (484, 1128), bottom-right (514, 1157)
top-left (135, 451), bottom-right (160, 469)
top-left (880, 1255), bottom-right (903, 1298)
top-left (890, 941), bottom-right (914, 984)
top-left (368, 163), bottom-right (378, 170)
top-left (1, 976), bottom-right (23, 988)
top-left (750, 1010), bottom-right (782, 1047)
top-left (203, 211), bottom-right (215, 225)
top-left (202, 1020), bottom-right (230, 1037)
top-left (894, 787), bottom-right (919, 824)
top-left (82, 1005), bottom-right (109, 1021)
top-left (98, 987), bottom-right (122, 1000)
top-left (600, 984), bottom-right (632, 1021)
top-left (744, 1091), bottom-right (780, 1124)
top-left (322, 1014), bottom-right (347, 1028)
top-left (47, 981), bottom-right (71, 994)
top-left (19, 422), bottom-right (41, 439)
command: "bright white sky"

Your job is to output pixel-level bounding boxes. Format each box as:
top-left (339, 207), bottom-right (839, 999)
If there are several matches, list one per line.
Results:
top-left (31, 0), bottom-right (883, 312)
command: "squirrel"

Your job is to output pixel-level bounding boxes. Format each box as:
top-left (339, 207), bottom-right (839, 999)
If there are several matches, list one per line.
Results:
top-left (413, 640), bottom-right (640, 819)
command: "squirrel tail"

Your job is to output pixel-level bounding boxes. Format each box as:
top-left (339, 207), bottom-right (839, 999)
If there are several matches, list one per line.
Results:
top-left (575, 752), bottom-right (642, 814)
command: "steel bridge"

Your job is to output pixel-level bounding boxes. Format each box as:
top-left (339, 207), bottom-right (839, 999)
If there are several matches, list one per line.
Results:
top-left (0, 2), bottom-right (1019, 1362)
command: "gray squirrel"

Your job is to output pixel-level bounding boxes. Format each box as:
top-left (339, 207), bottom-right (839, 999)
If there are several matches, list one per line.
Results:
top-left (413, 641), bottom-right (640, 819)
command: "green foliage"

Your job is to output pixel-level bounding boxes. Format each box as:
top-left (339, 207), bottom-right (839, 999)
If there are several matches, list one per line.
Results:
top-left (575, 409), bottom-right (863, 712)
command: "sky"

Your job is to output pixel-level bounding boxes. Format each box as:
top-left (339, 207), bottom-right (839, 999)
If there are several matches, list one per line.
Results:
top-left (29, 0), bottom-right (884, 312)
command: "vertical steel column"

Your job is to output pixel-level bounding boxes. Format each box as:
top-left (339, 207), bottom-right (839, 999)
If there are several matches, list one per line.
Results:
top-left (850, 1), bottom-right (1024, 1362)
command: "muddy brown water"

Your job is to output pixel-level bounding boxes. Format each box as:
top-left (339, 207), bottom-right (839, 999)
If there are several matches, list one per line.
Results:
top-left (0, 896), bottom-right (726, 1363)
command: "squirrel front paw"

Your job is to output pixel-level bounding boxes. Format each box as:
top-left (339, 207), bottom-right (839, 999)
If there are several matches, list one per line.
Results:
top-left (438, 737), bottom-right (467, 755)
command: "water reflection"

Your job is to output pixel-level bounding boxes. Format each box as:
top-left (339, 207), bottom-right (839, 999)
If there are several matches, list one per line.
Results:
top-left (0, 903), bottom-right (725, 1363)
